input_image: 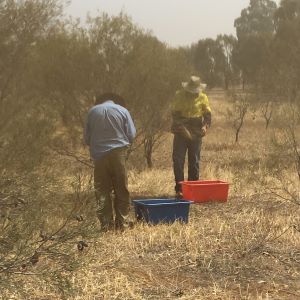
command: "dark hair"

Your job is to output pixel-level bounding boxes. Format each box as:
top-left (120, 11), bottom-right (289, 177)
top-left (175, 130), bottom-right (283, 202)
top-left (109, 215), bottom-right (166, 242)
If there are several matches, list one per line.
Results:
top-left (95, 93), bottom-right (126, 107)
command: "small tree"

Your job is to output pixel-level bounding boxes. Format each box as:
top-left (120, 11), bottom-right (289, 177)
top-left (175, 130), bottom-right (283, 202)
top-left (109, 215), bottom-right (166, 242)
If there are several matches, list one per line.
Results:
top-left (251, 91), bottom-right (276, 130)
top-left (123, 35), bottom-right (192, 168)
top-left (261, 100), bottom-right (274, 129)
top-left (227, 92), bottom-right (250, 143)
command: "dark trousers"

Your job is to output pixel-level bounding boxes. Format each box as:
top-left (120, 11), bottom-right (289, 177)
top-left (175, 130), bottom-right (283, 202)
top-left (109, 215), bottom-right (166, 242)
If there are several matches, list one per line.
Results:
top-left (172, 134), bottom-right (202, 193)
top-left (94, 147), bottom-right (130, 230)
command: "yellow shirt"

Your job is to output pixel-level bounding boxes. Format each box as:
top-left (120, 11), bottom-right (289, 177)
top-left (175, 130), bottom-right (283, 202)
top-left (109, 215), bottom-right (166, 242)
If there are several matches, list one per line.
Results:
top-left (171, 90), bottom-right (211, 118)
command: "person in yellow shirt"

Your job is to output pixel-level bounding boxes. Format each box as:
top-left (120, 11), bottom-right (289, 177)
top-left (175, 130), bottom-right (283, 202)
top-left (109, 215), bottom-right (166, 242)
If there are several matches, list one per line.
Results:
top-left (171, 76), bottom-right (212, 198)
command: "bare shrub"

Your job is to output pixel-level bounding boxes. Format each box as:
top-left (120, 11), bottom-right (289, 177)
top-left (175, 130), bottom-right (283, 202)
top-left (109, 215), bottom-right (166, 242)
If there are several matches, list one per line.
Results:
top-left (0, 169), bottom-right (98, 298)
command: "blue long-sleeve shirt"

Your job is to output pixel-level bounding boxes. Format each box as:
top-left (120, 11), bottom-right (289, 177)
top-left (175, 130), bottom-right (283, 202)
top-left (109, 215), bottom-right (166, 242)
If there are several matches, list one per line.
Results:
top-left (84, 101), bottom-right (136, 160)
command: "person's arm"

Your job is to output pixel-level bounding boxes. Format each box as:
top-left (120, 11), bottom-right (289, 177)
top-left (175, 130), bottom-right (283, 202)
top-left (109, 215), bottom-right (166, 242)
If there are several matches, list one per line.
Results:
top-left (201, 112), bottom-right (211, 136)
top-left (202, 93), bottom-right (212, 127)
top-left (203, 111), bottom-right (211, 128)
top-left (125, 111), bottom-right (136, 144)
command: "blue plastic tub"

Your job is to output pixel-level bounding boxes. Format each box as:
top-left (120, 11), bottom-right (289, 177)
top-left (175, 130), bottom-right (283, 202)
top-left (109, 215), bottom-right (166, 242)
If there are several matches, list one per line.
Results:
top-left (132, 199), bottom-right (193, 224)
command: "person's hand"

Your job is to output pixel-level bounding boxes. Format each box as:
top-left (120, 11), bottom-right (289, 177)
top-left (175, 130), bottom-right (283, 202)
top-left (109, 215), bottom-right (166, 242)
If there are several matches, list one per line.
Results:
top-left (201, 124), bottom-right (208, 137)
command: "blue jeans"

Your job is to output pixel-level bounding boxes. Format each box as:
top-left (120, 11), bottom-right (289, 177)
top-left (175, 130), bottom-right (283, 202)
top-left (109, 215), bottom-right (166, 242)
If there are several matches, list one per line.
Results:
top-left (172, 134), bottom-right (202, 193)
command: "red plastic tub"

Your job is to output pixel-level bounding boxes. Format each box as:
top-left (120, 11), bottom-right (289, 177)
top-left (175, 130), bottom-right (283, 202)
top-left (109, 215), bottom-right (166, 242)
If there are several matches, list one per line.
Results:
top-left (180, 180), bottom-right (229, 203)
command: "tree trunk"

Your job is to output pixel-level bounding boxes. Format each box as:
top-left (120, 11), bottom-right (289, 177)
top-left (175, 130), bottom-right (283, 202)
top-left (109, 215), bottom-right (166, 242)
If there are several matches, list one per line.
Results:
top-left (235, 128), bottom-right (240, 143)
top-left (144, 136), bottom-right (154, 169)
top-left (225, 76), bottom-right (229, 90)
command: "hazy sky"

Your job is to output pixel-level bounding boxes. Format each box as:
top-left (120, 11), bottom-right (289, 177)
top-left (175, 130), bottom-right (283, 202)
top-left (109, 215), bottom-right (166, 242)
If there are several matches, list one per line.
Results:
top-left (66, 0), bottom-right (271, 47)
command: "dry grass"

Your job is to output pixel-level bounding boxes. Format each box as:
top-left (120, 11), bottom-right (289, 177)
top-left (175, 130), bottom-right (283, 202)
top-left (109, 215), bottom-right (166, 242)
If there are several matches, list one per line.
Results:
top-left (3, 90), bottom-right (300, 300)
top-left (68, 200), bottom-right (299, 300)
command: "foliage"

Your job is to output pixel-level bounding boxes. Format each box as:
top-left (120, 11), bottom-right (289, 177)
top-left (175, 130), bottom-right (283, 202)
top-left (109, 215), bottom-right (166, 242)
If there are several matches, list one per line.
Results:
top-left (234, 0), bottom-right (277, 39)
top-left (191, 38), bottom-right (224, 88)
top-left (0, 0), bottom-right (63, 171)
top-left (271, 0), bottom-right (300, 100)
top-left (123, 36), bottom-right (192, 167)
top-left (233, 0), bottom-right (277, 87)
top-left (190, 34), bottom-right (239, 90)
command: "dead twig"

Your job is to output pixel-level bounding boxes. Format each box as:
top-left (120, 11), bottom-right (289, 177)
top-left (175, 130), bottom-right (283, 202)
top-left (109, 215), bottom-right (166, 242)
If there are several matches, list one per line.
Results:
top-left (50, 146), bottom-right (93, 168)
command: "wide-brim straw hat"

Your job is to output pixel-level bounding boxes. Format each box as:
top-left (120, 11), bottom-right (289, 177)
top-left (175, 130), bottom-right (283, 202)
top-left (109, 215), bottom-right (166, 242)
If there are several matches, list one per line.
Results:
top-left (182, 76), bottom-right (207, 94)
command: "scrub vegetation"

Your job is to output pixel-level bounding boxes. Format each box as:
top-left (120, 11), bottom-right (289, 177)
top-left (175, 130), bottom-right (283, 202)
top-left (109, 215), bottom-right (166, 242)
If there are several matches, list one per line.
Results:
top-left (1, 0), bottom-right (300, 299)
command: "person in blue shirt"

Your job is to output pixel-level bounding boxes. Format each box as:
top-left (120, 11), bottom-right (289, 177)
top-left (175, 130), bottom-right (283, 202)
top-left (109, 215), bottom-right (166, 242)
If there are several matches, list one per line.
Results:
top-left (84, 93), bottom-right (136, 231)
